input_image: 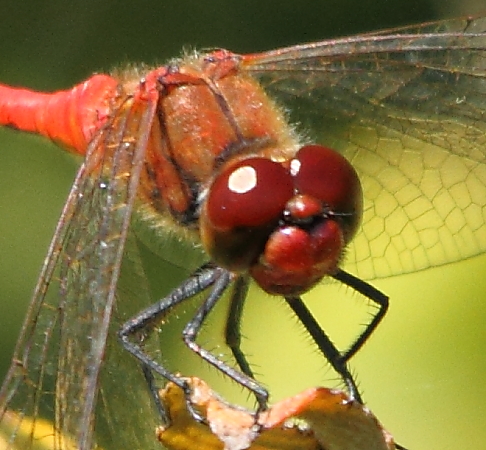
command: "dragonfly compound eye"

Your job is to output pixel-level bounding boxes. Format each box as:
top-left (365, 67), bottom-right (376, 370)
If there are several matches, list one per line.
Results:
top-left (200, 157), bottom-right (293, 271)
top-left (293, 144), bottom-right (363, 243)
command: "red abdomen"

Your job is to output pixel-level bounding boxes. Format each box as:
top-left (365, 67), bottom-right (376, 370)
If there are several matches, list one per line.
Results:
top-left (0, 74), bottom-right (118, 154)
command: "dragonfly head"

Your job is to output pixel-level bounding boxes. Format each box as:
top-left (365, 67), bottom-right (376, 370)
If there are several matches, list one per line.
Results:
top-left (200, 144), bottom-right (362, 295)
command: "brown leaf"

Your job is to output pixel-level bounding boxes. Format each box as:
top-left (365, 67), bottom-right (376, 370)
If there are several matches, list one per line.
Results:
top-left (157, 378), bottom-right (396, 450)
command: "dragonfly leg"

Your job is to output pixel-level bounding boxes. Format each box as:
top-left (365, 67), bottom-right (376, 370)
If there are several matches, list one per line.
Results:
top-left (119, 263), bottom-right (223, 423)
top-left (182, 273), bottom-right (269, 412)
top-left (140, 362), bottom-right (170, 424)
top-left (224, 276), bottom-right (256, 379)
top-left (332, 269), bottom-right (389, 363)
top-left (119, 263), bottom-right (268, 423)
top-left (285, 268), bottom-right (388, 404)
top-left (285, 276), bottom-right (409, 450)
top-left (283, 295), bottom-right (363, 403)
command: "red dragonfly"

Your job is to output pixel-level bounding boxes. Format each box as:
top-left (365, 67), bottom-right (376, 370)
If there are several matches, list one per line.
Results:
top-left (1, 14), bottom-right (486, 450)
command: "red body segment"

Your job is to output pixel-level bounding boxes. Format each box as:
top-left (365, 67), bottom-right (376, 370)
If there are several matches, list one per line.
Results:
top-left (0, 74), bottom-right (119, 154)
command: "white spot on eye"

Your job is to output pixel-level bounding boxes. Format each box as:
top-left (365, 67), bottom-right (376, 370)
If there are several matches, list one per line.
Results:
top-left (228, 165), bottom-right (257, 194)
top-left (290, 158), bottom-right (301, 176)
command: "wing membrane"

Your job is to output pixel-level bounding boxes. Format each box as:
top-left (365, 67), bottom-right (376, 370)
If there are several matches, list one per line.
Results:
top-left (0, 87), bottom-right (159, 449)
top-left (244, 15), bottom-right (486, 278)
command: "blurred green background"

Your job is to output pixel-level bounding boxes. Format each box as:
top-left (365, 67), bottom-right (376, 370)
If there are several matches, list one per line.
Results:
top-left (0, 0), bottom-right (485, 449)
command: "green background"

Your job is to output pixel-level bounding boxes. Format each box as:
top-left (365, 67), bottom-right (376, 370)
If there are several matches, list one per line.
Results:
top-left (0, 1), bottom-right (485, 449)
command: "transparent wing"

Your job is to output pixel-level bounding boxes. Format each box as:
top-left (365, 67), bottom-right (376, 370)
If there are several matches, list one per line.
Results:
top-left (0, 87), bottom-right (160, 449)
top-left (244, 15), bottom-right (486, 279)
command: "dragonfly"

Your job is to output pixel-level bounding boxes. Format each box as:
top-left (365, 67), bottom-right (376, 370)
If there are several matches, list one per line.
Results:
top-left (1, 13), bottom-right (486, 450)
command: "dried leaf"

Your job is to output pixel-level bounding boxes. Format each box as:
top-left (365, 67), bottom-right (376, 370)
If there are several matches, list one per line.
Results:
top-left (157, 378), bottom-right (396, 450)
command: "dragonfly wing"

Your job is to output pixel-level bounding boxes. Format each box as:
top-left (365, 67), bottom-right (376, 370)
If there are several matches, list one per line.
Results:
top-left (93, 229), bottom-right (163, 450)
top-left (244, 15), bottom-right (486, 279)
top-left (0, 87), bottom-right (159, 450)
